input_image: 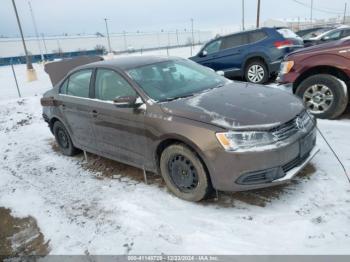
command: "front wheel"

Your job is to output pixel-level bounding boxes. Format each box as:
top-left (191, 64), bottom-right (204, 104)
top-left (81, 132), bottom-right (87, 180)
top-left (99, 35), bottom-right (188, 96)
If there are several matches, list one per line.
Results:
top-left (160, 144), bottom-right (212, 202)
top-left (296, 74), bottom-right (348, 119)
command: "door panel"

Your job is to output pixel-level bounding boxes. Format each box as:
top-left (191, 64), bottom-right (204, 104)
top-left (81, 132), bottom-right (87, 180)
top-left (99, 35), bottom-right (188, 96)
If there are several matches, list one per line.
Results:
top-left (89, 101), bottom-right (148, 167)
top-left (216, 33), bottom-right (250, 71)
top-left (58, 69), bottom-right (96, 151)
top-left (91, 69), bottom-right (148, 167)
top-left (59, 95), bottom-right (96, 150)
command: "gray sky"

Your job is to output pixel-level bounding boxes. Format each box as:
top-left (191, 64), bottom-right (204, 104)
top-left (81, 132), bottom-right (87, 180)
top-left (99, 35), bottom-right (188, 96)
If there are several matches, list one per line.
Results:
top-left (1, 0), bottom-right (349, 36)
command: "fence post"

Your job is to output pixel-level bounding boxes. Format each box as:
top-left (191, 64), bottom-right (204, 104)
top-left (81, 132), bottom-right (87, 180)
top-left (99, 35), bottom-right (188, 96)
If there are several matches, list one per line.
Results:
top-left (11, 63), bottom-right (21, 98)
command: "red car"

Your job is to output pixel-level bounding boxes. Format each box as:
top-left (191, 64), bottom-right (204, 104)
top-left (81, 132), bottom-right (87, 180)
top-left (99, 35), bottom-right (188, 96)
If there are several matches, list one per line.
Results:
top-left (278, 38), bottom-right (350, 119)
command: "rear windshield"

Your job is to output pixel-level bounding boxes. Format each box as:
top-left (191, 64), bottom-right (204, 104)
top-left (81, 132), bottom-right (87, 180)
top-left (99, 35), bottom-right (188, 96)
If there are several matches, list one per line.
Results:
top-left (277, 28), bottom-right (300, 39)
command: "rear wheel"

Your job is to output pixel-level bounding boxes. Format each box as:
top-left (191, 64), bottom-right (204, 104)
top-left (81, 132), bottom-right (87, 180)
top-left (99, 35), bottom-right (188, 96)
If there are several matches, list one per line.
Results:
top-left (245, 60), bottom-right (269, 84)
top-left (160, 144), bottom-right (211, 202)
top-left (53, 121), bottom-right (79, 156)
top-left (296, 74), bottom-right (348, 119)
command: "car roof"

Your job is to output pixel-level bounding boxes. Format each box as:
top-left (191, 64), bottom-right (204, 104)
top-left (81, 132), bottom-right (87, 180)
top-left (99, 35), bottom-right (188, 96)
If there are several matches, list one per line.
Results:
top-left (78, 55), bottom-right (177, 71)
top-left (211, 27), bottom-right (281, 42)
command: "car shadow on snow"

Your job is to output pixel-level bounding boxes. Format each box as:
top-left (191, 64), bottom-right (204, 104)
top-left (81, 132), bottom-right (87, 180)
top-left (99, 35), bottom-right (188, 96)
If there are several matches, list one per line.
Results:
top-left (49, 139), bottom-right (318, 208)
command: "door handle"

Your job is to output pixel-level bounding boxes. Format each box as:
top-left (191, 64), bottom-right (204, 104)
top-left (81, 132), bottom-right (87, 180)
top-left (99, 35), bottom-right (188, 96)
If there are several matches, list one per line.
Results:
top-left (61, 104), bottom-right (66, 110)
top-left (91, 110), bottom-right (98, 117)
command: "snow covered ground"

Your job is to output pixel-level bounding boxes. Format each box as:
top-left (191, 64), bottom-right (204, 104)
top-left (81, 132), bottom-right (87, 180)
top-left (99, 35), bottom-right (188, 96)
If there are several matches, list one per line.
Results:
top-left (0, 49), bottom-right (350, 255)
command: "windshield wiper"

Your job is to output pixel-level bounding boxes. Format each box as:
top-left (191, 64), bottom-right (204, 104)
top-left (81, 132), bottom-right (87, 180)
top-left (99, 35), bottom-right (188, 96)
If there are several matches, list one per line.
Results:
top-left (163, 93), bottom-right (195, 102)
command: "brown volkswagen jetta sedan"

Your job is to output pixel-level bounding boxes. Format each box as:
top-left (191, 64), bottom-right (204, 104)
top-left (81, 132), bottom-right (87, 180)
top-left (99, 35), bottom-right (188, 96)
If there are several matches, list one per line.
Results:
top-left (41, 56), bottom-right (319, 201)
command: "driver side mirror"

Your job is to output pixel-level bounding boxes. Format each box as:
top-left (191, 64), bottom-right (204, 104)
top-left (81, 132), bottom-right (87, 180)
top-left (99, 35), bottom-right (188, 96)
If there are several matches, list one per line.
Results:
top-left (113, 96), bottom-right (144, 108)
top-left (199, 50), bottom-right (208, 57)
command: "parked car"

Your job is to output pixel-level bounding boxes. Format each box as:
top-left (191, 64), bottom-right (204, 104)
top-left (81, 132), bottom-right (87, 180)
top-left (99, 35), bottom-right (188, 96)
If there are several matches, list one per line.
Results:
top-left (296, 26), bottom-right (334, 40)
top-left (278, 38), bottom-right (350, 119)
top-left (303, 25), bottom-right (350, 47)
top-left (189, 27), bottom-right (303, 84)
top-left (41, 56), bottom-right (318, 202)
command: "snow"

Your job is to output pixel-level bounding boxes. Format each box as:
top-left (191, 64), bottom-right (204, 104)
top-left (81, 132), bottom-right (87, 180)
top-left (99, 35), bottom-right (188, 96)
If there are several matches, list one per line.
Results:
top-left (1, 50), bottom-right (350, 255)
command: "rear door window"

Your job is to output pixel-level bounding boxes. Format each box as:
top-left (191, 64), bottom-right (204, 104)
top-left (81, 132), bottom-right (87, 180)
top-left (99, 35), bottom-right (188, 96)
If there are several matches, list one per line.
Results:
top-left (221, 33), bottom-right (249, 49)
top-left (95, 69), bottom-right (136, 101)
top-left (60, 69), bottom-right (92, 98)
top-left (248, 31), bottom-right (267, 43)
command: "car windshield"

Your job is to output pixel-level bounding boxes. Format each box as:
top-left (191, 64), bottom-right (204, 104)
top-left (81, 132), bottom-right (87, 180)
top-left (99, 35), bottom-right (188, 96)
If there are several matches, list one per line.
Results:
top-left (127, 59), bottom-right (228, 102)
top-left (302, 28), bottom-right (333, 40)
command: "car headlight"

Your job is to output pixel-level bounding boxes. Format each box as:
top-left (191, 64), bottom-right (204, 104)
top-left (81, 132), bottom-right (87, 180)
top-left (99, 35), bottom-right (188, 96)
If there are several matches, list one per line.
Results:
top-left (280, 61), bottom-right (294, 75)
top-left (216, 131), bottom-right (277, 151)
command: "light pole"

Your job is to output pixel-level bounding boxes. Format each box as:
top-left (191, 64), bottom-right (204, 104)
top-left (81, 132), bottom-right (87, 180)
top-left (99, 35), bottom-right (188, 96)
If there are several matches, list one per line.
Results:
top-left (344, 3), bottom-right (348, 24)
top-left (123, 30), bottom-right (127, 51)
top-left (310, 0), bottom-right (314, 24)
top-left (176, 29), bottom-right (179, 46)
top-left (28, 0), bottom-right (44, 62)
top-left (41, 33), bottom-right (48, 54)
top-left (12, 0), bottom-right (37, 81)
top-left (256, 0), bottom-right (261, 28)
top-left (242, 0), bottom-right (245, 30)
top-left (191, 18), bottom-right (195, 46)
top-left (104, 18), bottom-right (112, 53)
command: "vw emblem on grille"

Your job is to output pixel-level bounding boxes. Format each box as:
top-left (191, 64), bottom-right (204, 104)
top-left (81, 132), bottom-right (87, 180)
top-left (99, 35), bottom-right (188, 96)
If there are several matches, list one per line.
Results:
top-left (296, 117), bottom-right (307, 132)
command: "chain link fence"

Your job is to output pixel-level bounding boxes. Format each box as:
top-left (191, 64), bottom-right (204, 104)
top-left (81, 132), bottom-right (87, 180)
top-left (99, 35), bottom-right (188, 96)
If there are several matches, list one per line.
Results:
top-left (0, 30), bottom-right (213, 58)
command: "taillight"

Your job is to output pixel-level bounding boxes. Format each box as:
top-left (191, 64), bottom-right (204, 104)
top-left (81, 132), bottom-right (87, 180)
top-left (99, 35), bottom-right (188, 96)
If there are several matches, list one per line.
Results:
top-left (274, 40), bottom-right (294, 49)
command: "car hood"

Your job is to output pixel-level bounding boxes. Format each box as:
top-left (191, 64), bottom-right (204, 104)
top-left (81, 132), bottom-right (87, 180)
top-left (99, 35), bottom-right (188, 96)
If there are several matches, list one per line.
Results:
top-left (160, 82), bottom-right (304, 131)
top-left (291, 39), bottom-right (350, 56)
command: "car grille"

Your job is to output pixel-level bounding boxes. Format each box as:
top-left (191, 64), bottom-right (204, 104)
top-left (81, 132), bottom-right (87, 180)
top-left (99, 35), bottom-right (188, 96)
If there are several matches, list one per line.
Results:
top-left (271, 111), bottom-right (313, 142)
top-left (282, 153), bottom-right (310, 173)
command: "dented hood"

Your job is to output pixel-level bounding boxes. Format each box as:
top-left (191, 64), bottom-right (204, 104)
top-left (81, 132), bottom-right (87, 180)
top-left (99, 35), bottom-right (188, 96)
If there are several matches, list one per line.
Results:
top-left (160, 82), bottom-right (304, 130)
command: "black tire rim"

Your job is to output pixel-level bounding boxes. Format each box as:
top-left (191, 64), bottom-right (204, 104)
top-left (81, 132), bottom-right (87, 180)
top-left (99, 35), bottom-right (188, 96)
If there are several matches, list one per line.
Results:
top-left (168, 154), bottom-right (199, 193)
top-left (57, 127), bottom-right (69, 149)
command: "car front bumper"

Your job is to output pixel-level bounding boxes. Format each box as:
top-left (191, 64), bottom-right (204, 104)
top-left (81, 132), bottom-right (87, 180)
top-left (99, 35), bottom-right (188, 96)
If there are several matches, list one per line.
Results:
top-left (274, 146), bottom-right (319, 182)
top-left (206, 128), bottom-right (319, 192)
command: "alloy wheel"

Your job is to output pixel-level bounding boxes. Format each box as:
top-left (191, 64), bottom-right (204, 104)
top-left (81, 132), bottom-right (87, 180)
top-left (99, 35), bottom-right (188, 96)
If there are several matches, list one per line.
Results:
top-left (303, 84), bottom-right (334, 114)
top-left (247, 64), bottom-right (265, 83)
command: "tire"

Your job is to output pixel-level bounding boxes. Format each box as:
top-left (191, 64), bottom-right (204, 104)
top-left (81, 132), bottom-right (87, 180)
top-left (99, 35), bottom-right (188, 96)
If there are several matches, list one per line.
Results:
top-left (53, 121), bottom-right (79, 156)
top-left (244, 59), bottom-right (269, 84)
top-left (296, 74), bottom-right (349, 119)
top-left (160, 144), bottom-right (212, 202)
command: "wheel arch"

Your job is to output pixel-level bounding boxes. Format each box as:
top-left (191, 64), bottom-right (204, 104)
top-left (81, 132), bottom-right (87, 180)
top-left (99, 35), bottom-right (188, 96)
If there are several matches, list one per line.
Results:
top-left (243, 55), bottom-right (269, 73)
top-left (49, 116), bottom-right (62, 133)
top-left (154, 135), bottom-right (214, 185)
top-left (49, 116), bottom-right (75, 143)
top-left (294, 66), bottom-right (350, 99)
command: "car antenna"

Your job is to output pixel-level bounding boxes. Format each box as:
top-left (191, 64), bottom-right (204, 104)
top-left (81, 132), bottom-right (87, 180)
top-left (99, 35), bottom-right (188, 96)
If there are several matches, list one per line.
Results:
top-left (307, 111), bottom-right (350, 184)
